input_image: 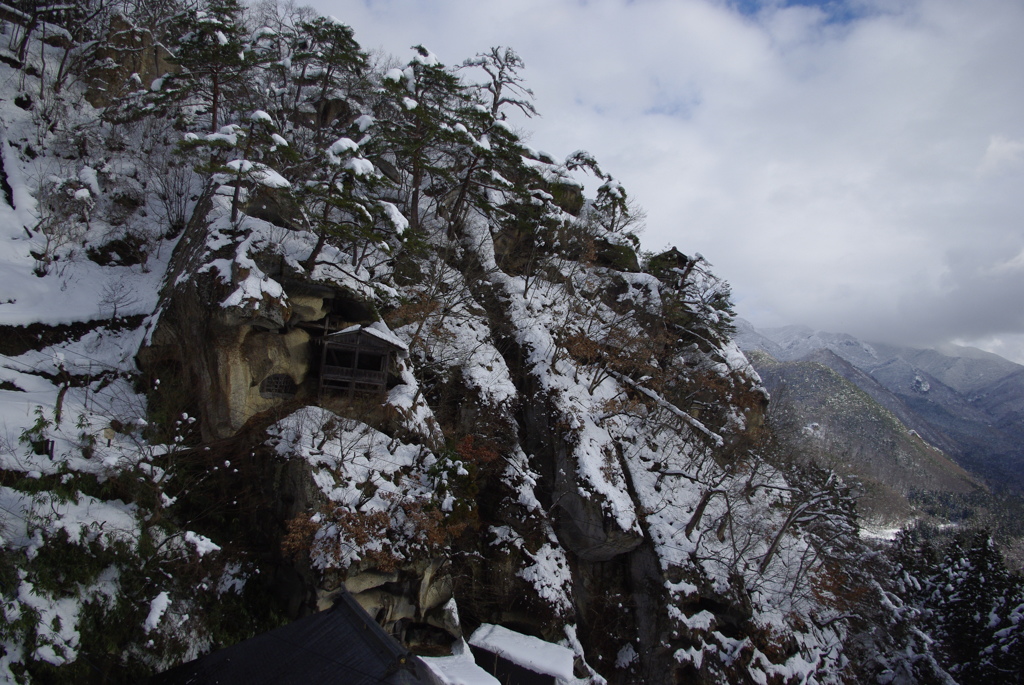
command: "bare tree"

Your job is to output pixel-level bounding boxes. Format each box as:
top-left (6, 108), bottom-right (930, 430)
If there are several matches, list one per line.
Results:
top-left (99, 278), bottom-right (142, 320)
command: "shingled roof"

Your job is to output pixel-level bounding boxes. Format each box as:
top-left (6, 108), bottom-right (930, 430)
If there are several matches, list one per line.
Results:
top-left (150, 591), bottom-right (442, 685)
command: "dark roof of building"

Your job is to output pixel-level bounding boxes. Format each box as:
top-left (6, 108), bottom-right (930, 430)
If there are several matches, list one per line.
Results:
top-left (150, 591), bottom-right (443, 685)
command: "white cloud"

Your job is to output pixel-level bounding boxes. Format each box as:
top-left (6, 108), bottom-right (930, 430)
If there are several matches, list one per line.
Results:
top-left (980, 135), bottom-right (1024, 174)
top-left (311, 0), bottom-right (1024, 357)
top-left (955, 334), bottom-right (1024, 366)
top-left (993, 249), bottom-right (1024, 274)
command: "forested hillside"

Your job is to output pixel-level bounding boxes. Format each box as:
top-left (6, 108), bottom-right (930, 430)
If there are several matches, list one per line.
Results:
top-left (0, 1), bottom-right (1021, 683)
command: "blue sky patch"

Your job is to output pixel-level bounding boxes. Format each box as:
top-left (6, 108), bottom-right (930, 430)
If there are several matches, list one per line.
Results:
top-left (731, 0), bottom-right (866, 24)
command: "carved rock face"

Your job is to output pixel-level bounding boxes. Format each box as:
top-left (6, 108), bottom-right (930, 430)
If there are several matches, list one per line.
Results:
top-left (313, 561), bottom-right (458, 653)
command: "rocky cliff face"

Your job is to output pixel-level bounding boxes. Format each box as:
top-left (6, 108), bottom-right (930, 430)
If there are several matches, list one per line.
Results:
top-left (131, 186), bottom-right (798, 683)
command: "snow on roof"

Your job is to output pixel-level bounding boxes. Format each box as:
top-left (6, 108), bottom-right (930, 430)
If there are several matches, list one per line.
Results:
top-left (152, 590), bottom-right (442, 685)
top-left (468, 624), bottom-right (575, 681)
top-left (421, 641), bottom-right (500, 685)
top-left (364, 322), bottom-right (409, 351)
top-left (327, 323), bottom-right (409, 352)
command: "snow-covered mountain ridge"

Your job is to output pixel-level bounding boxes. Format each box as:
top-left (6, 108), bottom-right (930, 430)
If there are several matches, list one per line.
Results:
top-left (0, 3), bottom-right (1021, 683)
top-left (745, 347), bottom-right (983, 526)
top-left (735, 320), bottom-right (1023, 395)
top-left (735, 319), bottom-right (1024, 493)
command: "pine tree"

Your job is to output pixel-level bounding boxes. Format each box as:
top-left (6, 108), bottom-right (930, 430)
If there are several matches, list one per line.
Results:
top-left (446, 47), bottom-right (540, 232)
top-left (158, 0), bottom-right (255, 133)
top-left (376, 46), bottom-right (470, 235)
top-left (923, 530), bottom-right (1024, 682)
top-left (294, 127), bottom-right (395, 273)
top-left (288, 16), bottom-right (368, 140)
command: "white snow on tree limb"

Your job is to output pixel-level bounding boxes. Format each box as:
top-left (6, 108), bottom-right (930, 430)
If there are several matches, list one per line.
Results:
top-left (380, 201), bottom-right (408, 235)
top-left (225, 160), bottom-right (290, 188)
top-left (143, 592), bottom-right (170, 633)
top-left (345, 157), bottom-right (375, 176)
top-left (184, 531), bottom-right (221, 556)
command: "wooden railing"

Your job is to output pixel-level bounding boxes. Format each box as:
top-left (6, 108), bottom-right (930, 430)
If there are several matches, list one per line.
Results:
top-left (321, 366), bottom-right (386, 386)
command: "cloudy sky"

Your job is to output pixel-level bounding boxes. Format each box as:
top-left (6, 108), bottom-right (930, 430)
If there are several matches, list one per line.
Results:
top-left (307, 0), bottom-right (1024, 362)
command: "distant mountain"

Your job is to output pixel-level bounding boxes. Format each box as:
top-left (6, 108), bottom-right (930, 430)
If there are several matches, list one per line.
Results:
top-left (735, 319), bottom-right (1024, 493)
top-left (894, 342), bottom-right (1022, 395)
top-left (735, 321), bottom-right (884, 368)
top-left (748, 349), bottom-right (981, 524)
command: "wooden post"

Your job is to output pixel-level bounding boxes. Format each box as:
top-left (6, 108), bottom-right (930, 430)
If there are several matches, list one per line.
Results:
top-left (319, 337), bottom-right (329, 402)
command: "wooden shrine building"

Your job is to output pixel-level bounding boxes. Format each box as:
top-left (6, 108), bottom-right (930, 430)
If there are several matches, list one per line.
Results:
top-left (319, 324), bottom-right (408, 396)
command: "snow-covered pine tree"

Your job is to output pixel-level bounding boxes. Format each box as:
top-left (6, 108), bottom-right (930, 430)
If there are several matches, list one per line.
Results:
top-left (928, 531), bottom-right (1024, 681)
top-left (376, 46), bottom-right (471, 237)
top-left (157, 0), bottom-right (255, 134)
